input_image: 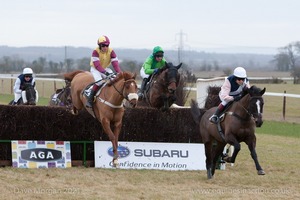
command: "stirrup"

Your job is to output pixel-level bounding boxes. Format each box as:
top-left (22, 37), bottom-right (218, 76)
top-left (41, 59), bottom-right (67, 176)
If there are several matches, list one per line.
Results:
top-left (209, 115), bottom-right (219, 124)
top-left (84, 88), bottom-right (91, 97)
top-left (85, 94), bottom-right (95, 108)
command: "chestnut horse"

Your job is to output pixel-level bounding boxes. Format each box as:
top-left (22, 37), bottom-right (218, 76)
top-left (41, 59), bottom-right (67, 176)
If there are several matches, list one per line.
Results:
top-left (191, 85), bottom-right (266, 179)
top-left (140, 62), bottom-right (182, 111)
top-left (64, 70), bottom-right (138, 167)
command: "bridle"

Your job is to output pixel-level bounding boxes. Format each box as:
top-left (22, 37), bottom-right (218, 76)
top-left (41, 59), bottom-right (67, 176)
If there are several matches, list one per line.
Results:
top-left (97, 77), bottom-right (138, 108)
top-left (228, 95), bottom-right (263, 122)
top-left (112, 78), bottom-right (137, 101)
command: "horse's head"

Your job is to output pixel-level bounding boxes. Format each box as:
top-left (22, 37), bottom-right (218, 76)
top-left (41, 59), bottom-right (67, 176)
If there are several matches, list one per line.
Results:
top-left (246, 86), bottom-right (266, 127)
top-left (108, 72), bottom-right (139, 108)
top-left (165, 62), bottom-right (182, 94)
top-left (25, 85), bottom-right (36, 105)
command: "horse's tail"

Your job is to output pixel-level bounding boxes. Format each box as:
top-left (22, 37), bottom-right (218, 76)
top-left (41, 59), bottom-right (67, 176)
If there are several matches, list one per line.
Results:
top-left (63, 70), bottom-right (85, 82)
top-left (190, 99), bottom-right (201, 125)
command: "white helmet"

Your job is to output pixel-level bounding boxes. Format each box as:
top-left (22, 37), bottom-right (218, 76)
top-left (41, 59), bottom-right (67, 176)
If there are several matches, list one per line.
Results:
top-left (233, 67), bottom-right (247, 78)
top-left (23, 67), bottom-right (33, 75)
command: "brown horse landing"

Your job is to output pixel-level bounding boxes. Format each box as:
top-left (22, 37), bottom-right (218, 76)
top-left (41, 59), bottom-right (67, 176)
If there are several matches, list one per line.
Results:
top-left (64, 70), bottom-right (138, 167)
top-left (139, 62), bottom-right (182, 111)
top-left (49, 80), bottom-right (72, 108)
top-left (191, 85), bottom-right (266, 179)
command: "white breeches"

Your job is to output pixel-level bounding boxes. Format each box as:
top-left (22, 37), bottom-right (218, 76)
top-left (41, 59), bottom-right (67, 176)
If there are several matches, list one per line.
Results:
top-left (90, 67), bottom-right (113, 86)
top-left (140, 67), bottom-right (149, 79)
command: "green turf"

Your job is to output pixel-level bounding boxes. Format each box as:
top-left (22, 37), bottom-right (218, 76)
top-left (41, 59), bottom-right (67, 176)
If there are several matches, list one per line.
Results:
top-left (256, 120), bottom-right (300, 138)
top-left (0, 94), bottom-right (50, 106)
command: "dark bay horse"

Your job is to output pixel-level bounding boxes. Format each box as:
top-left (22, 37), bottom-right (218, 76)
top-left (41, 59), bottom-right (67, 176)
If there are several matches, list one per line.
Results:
top-left (9, 84), bottom-right (37, 105)
top-left (48, 80), bottom-right (72, 108)
top-left (64, 70), bottom-right (138, 167)
top-left (140, 62), bottom-right (182, 111)
top-left (191, 85), bottom-right (266, 179)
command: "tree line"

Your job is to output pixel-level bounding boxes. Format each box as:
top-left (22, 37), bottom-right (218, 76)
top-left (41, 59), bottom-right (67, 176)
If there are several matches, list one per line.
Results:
top-left (1, 42), bottom-right (300, 83)
top-left (0, 56), bottom-right (144, 75)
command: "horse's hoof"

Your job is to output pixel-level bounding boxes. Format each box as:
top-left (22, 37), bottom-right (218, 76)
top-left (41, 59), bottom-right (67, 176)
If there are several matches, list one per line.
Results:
top-left (258, 170), bottom-right (265, 175)
top-left (113, 159), bottom-right (119, 168)
top-left (207, 169), bottom-right (213, 179)
top-left (207, 175), bottom-right (214, 180)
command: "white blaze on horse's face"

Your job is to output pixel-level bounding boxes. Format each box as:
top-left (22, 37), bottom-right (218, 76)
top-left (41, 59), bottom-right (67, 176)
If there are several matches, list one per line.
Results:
top-left (126, 82), bottom-right (138, 101)
top-left (256, 99), bottom-right (261, 114)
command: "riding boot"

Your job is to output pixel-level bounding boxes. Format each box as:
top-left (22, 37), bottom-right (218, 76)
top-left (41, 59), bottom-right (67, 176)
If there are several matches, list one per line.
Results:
top-left (85, 84), bottom-right (101, 108)
top-left (138, 78), bottom-right (148, 99)
top-left (209, 103), bottom-right (225, 124)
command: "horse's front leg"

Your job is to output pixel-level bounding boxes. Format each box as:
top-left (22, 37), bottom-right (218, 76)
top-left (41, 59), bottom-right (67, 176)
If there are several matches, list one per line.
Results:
top-left (224, 135), bottom-right (240, 163)
top-left (111, 121), bottom-right (122, 168)
top-left (101, 120), bottom-right (119, 168)
top-left (246, 140), bottom-right (265, 175)
top-left (224, 142), bottom-right (240, 163)
top-left (161, 95), bottom-right (169, 111)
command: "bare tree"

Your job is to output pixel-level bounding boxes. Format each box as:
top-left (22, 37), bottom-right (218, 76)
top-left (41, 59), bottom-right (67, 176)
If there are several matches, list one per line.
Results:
top-left (273, 41), bottom-right (300, 72)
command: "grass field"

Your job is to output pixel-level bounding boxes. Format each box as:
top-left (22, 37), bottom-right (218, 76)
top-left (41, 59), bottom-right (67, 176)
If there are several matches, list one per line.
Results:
top-left (0, 133), bottom-right (299, 199)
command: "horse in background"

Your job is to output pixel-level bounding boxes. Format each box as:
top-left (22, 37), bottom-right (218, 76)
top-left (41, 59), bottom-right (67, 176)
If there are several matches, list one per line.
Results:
top-left (191, 85), bottom-right (266, 179)
top-left (9, 84), bottom-right (38, 105)
top-left (64, 70), bottom-right (138, 167)
top-left (49, 80), bottom-right (72, 108)
top-left (139, 62), bottom-right (182, 111)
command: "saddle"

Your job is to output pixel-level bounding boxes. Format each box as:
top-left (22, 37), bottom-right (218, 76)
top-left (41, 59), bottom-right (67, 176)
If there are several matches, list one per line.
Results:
top-left (83, 80), bottom-right (106, 97)
top-left (144, 73), bottom-right (157, 95)
top-left (83, 74), bottom-right (116, 97)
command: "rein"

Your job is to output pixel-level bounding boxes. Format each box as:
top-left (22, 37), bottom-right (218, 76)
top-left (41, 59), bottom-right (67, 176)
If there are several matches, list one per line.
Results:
top-left (227, 98), bottom-right (254, 122)
top-left (97, 78), bottom-right (135, 108)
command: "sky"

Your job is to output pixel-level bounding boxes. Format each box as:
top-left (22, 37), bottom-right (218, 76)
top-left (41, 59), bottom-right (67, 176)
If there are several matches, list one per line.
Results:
top-left (1, 0), bottom-right (299, 54)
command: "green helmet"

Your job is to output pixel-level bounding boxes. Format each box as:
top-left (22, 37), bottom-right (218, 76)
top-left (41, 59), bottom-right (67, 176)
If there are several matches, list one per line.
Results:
top-left (152, 46), bottom-right (164, 56)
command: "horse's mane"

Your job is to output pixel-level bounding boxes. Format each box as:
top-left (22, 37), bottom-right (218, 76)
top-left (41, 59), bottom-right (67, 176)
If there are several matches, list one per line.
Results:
top-left (243, 85), bottom-right (264, 97)
top-left (249, 85), bottom-right (262, 94)
top-left (63, 70), bottom-right (85, 81)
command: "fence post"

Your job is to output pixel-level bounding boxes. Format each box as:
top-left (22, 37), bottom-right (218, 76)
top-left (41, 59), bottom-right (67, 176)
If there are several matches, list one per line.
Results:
top-left (11, 75), bottom-right (13, 94)
top-left (54, 81), bottom-right (56, 91)
top-left (283, 90), bottom-right (286, 120)
top-left (42, 82), bottom-right (45, 97)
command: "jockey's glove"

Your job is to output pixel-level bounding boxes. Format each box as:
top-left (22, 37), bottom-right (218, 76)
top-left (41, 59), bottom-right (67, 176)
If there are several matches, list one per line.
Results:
top-left (104, 71), bottom-right (111, 76)
top-left (153, 68), bottom-right (159, 74)
top-left (233, 95), bottom-right (242, 101)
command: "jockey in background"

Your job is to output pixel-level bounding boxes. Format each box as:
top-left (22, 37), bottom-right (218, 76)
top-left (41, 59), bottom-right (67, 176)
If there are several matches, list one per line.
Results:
top-left (85, 35), bottom-right (122, 108)
top-left (138, 46), bottom-right (167, 99)
top-left (209, 67), bottom-right (250, 124)
top-left (13, 67), bottom-right (38, 105)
